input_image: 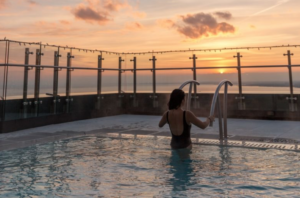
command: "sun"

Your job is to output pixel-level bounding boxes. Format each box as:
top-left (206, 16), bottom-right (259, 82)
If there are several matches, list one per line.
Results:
top-left (219, 69), bottom-right (224, 74)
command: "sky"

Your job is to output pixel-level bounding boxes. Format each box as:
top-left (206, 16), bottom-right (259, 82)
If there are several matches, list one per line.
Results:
top-left (1, 0), bottom-right (300, 51)
top-left (1, 0), bottom-right (300, 96)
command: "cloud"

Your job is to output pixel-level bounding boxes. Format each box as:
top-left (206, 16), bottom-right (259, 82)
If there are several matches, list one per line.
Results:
top-left (214, 11), bottom-right (232, 20)
top-left (60, 20), bottom-right (71, 25)
top-left (27, 0), bottom-right (37, 6)
top-left (71, 0), bottom-right (131, 25)
top-left (161, 12), bottom-right (235, 39)
top-left (103, 0), bottom-right (129, 11)
top-left (72, 5), bottom-right (110, 25)
top-left (0, 0), bottom-right (6, 9)
top-left (125, 22), bottom-right (143, 30)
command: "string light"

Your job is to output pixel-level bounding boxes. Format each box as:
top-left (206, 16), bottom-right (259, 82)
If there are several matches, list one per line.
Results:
top-left (3, 39), bottom-right (300, 55)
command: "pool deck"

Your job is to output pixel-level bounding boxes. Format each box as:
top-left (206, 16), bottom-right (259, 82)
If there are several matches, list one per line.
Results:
top-left (0, 115), bottom-right (300, 151)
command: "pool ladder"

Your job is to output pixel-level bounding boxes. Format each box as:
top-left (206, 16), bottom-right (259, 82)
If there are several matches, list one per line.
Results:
top-left (179, 80), bottom-right (233, 140)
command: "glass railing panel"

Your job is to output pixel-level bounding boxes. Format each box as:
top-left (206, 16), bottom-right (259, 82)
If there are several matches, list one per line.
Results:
top-left (196, 68), bottom-right (238, 94)
top-left (101, 53), bottom-right (120, 69)
top-left (71, 69), bottom-right (97, 96)
top-left (136, 70), bottom-right (152, 93)
top-left (71, 48), bottom-right (97, 68)
top-left (240, 47), bottom-right (292, 66)
top-left (39, 46), bottom-right (58, 98)
top-left (102, 71), bottom-right (118, 93)
top-left (121, 70), bottom-right (133, 93)
top-left (294, 67), bottom-right (300, 94)
top-left (156, 69), bottom-right (192, 93)
top-left (153, 51), bottom-right (191, 69)
top-left (57, 48), bottom-right (69, 97)
top-left (135, 53), bottom-right (154, 69)
top-left (241, 68), bottom-right (290, 94)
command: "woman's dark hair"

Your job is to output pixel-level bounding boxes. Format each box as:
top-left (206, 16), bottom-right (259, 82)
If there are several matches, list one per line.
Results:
top-left (168, 89), bottom-right (185, 110)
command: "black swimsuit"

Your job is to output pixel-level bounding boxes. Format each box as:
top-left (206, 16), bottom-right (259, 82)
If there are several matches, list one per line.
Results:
top-left (167, 111), bottom-right (192, 149)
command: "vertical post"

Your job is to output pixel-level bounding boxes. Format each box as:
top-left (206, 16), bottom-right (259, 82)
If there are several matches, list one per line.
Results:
top-left (284, 50), bottom-right (296, 111)
top-left (53, 49), bottom-right (60, 114)
top-left (34, 47), bottom-right (43, 116)
top-left (189, 54), bottom-right (197, 94)
top-left (130, 57), bottom-right (137, 95)
top-left (118, 57), bottom-right (124, 94)
top-left (66, 51), bottom-right (74, 113)
top-left (189, 54), bottom-right (198, 108)
top-left (97, 55), bottom-right (104, 95)
top-left (96, 55), bottom-right (104, 109)
top-left (149, 56), bottom-right (157, 107)
top-left (234, 52), bottom-right (244, 110)
top-left (130, 57), bottom-right (138, 107)
top-left (149, 56), bottom-right (157, 95)
top-left (22, 48), bottom-right (33, 118)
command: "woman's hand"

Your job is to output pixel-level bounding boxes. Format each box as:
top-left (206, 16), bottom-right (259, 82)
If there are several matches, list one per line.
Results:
top-left (208, 115), bottom-right (215, 123)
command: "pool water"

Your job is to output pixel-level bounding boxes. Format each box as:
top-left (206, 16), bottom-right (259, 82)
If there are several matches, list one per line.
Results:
top-left (0, 136), bottom-right (300, 197)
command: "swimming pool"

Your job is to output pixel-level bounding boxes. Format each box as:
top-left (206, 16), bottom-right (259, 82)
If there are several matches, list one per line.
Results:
top-left (0, 135), bottom-right (300, 197)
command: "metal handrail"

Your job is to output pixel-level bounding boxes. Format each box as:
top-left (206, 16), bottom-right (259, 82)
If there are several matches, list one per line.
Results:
top-left (1, 63), bottom-right (300, 71)
top-left (179, 80), bottom-right (200, 110)
top-left (209, 80), bottom-right (233, 140)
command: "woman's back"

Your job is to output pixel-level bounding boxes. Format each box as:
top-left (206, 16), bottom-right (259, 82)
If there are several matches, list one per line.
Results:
top-left (167, 110), bottom-right (192, 149)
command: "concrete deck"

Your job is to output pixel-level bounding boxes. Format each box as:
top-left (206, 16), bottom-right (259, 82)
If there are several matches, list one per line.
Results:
top-left (0, 115), bottom-right (300, 151)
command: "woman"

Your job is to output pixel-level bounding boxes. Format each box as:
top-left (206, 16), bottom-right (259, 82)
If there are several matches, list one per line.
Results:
top-left (159, 89), bottom-right (214, 149)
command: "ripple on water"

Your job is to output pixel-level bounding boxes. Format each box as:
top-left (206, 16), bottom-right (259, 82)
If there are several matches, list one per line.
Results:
top-left (0, 136), bottom-right (300, 197)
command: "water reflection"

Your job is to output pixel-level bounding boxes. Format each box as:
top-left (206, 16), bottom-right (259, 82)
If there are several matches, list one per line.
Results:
top-left (168, 148), bottom-right (195, 196)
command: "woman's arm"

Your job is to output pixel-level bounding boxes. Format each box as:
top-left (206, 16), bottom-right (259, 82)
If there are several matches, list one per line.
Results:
top-left (186, 111), bottom-right (214, 129)
top-left (158, 111), bottom-right (168, 127)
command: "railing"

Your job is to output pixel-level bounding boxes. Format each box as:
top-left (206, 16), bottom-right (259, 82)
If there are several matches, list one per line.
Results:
top-left (209, 80), bottom-right (233, 140)
top-left (179, 80), bottom-right (200, 110)
top-left (0, 40), bottom-right (300, 123)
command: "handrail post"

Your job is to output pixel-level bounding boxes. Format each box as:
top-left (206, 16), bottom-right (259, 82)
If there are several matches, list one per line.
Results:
top-left (96, 54), bottom-right (104, 109)
top-left (53, 49), bottom-right (61, 114)
top-left (234, 52), bottom-right (245, 110)
top-left (189, 54), bottom-right (198, 108)
top-left (209, 80), bottom-right (233, 140)
top-left (118, 56), bottom-right (125, 107)
top-left (118, 57), bottom-right (124, 94)
top-left (66, 51), bottom-right (74, 113)
top-left (284, 50), bottom-right (297, 111)
top-left (34, 47), bottom-right (43, 117)
top-left (150, 56), bottom-right (157, 107)
top-left (179, 80), bottom-right (200, 110)
top-left (130, 57), bottom-right (138, 107)
top-left (217, 96), bottom-right (224, 140)
top-left (223, 83), bottom-right (228, 138)
top-left (22, 48), bottom-right (33, 118)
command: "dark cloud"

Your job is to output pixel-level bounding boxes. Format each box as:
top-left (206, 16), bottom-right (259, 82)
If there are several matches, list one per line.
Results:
top-left (72, 6), bottom-right (110, 24)
top-left (214, 11), bottom-right (232, 20)
top-left (0, 0), bottom-right (6, 9)
top-left (104, 0), bottom-right (128, 11)
top-left (164, 12), bottom-right (235, 39)
top-left (71, 0), bottom-right (130, 25)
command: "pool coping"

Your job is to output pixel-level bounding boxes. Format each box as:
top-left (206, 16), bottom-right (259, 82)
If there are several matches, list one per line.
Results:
top-left (1, 128), bottom-right (299, 152)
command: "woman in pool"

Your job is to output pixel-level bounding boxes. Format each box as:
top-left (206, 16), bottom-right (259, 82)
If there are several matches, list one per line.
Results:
top-left (159, 89), bottom-right (214, 149)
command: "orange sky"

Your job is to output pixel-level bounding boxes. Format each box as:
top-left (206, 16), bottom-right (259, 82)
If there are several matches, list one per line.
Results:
top-left (1, 0), bottom-right (300, 75)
